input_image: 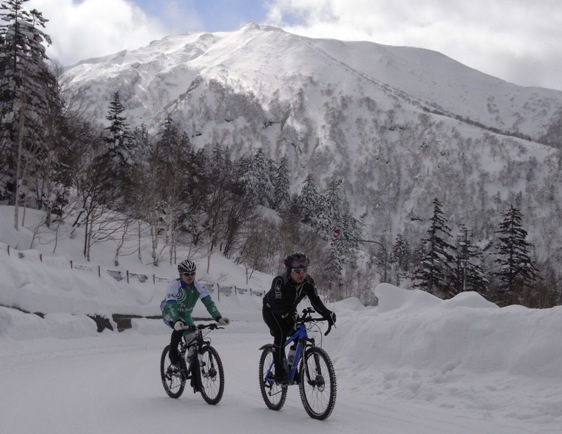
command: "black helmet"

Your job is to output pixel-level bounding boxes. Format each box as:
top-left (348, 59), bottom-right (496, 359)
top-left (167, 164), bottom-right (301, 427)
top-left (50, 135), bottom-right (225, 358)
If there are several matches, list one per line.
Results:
top-left (283, 252), bottom-right (310, 268)
top-left (178, 259), bottom-right (196, 274)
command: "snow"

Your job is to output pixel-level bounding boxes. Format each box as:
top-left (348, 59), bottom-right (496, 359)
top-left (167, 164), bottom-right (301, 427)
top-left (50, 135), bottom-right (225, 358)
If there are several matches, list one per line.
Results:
top-left (1, 205), bottom-right (561, 433)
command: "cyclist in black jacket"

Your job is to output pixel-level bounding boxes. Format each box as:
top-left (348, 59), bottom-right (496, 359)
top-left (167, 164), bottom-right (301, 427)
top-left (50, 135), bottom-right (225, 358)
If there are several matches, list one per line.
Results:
top-left (263, 252), bottom-right (336, 382)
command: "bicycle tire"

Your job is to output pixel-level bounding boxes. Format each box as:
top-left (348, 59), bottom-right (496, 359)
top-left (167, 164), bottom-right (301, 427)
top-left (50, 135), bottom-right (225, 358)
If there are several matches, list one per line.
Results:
top-left (299, 346), bottom-right (337, 420)
top-left (160, 345), bottom-right (186, 399)
top-left (258, 346), bottom-right (287, 411)
top-left (198, 346), bottom-right (224, 405)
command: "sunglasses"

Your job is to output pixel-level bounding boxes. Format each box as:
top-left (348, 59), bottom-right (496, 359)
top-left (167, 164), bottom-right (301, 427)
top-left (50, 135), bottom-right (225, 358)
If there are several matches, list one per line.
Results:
top-left (291, 267), bottom-right (308, 274)
top-left (182, 272), bottom-right (195, 276)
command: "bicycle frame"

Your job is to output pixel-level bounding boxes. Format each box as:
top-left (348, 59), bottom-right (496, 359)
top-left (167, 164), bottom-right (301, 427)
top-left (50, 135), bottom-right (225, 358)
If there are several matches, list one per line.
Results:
top-left (263, 307), bottom-right (331, 386)
top-left (180, 328), bottom-right (208, 356)
top-left (259, 307), bottom-right (337, 419)
top-left (282, 323), bottom-right (310, 384)
top-left (161, 322), bottom-right (225, 404)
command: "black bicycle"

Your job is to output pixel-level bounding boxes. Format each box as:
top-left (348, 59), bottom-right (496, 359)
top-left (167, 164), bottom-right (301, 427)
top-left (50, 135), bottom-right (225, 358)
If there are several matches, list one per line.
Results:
top-left (258, 307), bottom-right (337, 420)
top-left (160, 323), bottom-right (224, 404)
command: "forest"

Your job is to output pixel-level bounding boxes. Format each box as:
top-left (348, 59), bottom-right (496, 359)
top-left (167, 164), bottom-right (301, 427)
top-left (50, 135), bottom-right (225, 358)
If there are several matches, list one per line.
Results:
top-left (1, 0), bottom-right (560, 308)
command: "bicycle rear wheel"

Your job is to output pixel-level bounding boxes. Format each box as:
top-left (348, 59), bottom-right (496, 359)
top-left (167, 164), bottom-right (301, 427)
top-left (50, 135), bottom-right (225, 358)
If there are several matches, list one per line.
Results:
top-left (160, 345), bottom-right (186, 398)
top-left (197, 346), bottom-right (224, 405)
top-left (258, 346), bottom-right (287, 411)
top-left (299, 346), bottom-right (337, 420)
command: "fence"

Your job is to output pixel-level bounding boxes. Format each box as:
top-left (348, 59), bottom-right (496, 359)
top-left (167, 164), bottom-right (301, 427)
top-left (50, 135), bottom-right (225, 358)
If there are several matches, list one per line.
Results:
top-left (1, 242), bottom-right (264, 297)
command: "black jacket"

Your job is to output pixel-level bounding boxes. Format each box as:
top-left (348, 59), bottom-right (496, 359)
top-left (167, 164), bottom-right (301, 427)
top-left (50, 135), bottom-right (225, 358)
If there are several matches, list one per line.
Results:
top-left (263, 272), bottom-right (330, 318)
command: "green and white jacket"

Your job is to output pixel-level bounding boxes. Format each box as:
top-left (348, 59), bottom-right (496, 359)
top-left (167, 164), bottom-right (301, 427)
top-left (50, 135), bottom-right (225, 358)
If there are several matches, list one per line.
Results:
top-left (161, 279), bottom-right (222, 328)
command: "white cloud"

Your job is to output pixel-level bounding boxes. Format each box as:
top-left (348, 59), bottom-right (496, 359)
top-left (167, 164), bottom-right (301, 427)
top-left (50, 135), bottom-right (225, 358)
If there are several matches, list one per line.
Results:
top-left (264, 0), bottom-right (562, 91)
top-left (29, 0), bottom-right (170, 65)
top-left (23, 0), bottom-right (562, 91)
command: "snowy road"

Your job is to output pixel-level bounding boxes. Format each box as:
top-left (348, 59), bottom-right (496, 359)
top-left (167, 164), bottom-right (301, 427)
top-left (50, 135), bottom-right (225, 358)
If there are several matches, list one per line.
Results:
top-left (1, 320), bottom-right (550, 434)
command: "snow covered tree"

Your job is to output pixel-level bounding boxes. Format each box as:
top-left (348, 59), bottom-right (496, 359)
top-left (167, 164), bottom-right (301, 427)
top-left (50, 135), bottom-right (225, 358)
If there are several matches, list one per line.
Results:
top-left (454, 225), bottom-right (488, 295)
top-left (272, 156), bottom-right (290, 212)
top-left (296, 174), bottom-right (324, 227)
top-left (414, 198), bottom-right (456, 298)
top-left (236, 148), bottom-right (273, 207)
top-left (104, 91), bottom-right (133, 167)
top-left (153, 115), bottom-right (192, 264)
top-left (0, 0), bottom-right (55, 226)
top-left (390, 233), bottom-right (411, 285)
top-left (493, 205), bottom-right (539, 304)
top-left (322, 177), bottom-right (343, 234)
top-left (100, 91), bottom-right (134, 209)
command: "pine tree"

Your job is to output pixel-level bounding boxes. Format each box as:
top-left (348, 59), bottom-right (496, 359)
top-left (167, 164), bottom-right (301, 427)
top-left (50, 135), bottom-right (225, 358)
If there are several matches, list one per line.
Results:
top-left (99, 91), bottom-right (135, 210)
top-left (414, 198), bottom-right (456, 297)
top-left (155, 116), bottom-right (192, 263)
top-left (390, 234), bottom-right (411, 285)
top-left (493, 205), bottom-right (539, 303)
top-left (322, 177), bottom-right (343, 236)
top-left (236, 148), bottom-right (273, 207)
top-left (454, 225), bottom-right (488, 294)
top-left (296, 174), bottom-right (324, 227)
top-left (272, 156), bottom-right (290, 212)
top-left (0, 0), bottom-right (54, 224)
top-left (104, 91), bottom-right (133, 169)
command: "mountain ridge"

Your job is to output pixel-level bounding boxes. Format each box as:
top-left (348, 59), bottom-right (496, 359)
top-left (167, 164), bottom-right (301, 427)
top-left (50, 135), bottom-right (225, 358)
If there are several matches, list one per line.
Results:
top-left (62, 23), bottom-right (562, 257)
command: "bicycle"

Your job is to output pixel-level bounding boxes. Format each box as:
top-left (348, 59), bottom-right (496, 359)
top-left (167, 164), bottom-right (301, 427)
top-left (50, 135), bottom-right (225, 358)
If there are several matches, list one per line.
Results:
top-left (258, 307), bottom-right (337, 420)
top-left (160, 323), bottom-right (225, 405)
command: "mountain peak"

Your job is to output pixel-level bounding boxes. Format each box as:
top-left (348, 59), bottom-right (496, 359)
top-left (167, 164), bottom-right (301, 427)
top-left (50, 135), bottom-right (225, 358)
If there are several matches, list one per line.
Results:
top-left (61, 27), bottom-right (562, 256)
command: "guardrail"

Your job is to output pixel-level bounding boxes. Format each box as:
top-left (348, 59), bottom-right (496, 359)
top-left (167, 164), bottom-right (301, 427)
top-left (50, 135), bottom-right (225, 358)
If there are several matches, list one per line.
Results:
top-left (1, 242), bottom-right (265, 297)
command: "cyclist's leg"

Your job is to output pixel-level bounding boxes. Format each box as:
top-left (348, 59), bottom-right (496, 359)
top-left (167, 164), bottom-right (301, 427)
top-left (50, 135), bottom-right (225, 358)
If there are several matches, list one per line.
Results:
top-left (263, 307), bottom-right (292, 381)
top-left (169, 329), bottom-right (183, 365)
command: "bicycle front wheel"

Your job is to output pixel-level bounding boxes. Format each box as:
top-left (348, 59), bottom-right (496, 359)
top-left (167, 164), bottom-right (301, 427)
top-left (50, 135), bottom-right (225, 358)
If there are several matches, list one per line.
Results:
top-left (160, 345), bottom-right (186, 399)
top-left (198, 346), bottom-right (224, 405)
top-left (258, 346), bottom-right (287, 411)
top-left (299, 346), bottom-right (337, 420)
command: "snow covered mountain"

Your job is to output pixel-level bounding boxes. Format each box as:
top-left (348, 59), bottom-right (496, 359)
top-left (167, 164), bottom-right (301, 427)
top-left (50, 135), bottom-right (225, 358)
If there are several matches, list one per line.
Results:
top-left (62, 23), bottom-right (562, 255)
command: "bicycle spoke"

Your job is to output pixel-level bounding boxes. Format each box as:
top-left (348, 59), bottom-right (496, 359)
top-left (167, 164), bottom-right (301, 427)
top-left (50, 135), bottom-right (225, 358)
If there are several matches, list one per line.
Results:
top-left (258, 347), bottom-right (287, 410)
top-left (299, 347), bottom-right (337, 420)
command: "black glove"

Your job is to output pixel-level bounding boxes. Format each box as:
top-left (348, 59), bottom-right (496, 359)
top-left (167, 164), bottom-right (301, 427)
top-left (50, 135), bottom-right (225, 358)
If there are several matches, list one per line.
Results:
top-left (324, 311), bottom-right (336, 326)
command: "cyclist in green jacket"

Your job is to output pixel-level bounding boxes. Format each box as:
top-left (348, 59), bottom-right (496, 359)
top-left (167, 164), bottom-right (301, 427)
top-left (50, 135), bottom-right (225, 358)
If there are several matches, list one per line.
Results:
top-left (161, 259), bottom-right (230, 365)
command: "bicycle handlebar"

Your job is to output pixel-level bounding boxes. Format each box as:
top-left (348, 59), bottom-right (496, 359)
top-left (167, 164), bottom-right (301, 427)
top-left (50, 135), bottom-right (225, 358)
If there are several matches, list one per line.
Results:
top-left (179, 323), bottom-right (222, 331)
top-left (297, 307), bottom-right (334, 336)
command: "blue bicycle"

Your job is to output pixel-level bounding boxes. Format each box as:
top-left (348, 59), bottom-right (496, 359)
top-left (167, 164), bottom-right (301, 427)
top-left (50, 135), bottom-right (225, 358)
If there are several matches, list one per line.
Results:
top-left (258, 307), bottom-right (337, 420)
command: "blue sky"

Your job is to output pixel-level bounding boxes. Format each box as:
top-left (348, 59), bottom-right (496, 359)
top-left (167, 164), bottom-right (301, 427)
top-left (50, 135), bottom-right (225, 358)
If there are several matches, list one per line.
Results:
top-left (131, 0), bottom-right (269, 32)
top-left (26, 0), bottom-right (562, 92)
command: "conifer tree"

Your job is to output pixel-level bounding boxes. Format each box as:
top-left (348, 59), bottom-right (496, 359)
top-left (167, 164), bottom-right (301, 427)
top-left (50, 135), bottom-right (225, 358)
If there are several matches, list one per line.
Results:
top-left (237, 148), bottom-right (273, 207)
top-left (104, 91), bottom-right (133, 168)
top-left (0, 0), bottom-right (55, 226)
top-left (296, 174), bottom-right (324, 227)
top-left (390, 233), bottom-right (411, 285)
top-left (493, 205), bottom-right (539, 302)
top-left (454, 225), bottom-right (488, 295)
top-left (414, 198), bottom-right (456, 297)
top-left (322, 177), bottom-right (343, 235)
top-left (272, 156), bottom-right (290, 212)
top-left (100, 91), bottom-right (134, 209)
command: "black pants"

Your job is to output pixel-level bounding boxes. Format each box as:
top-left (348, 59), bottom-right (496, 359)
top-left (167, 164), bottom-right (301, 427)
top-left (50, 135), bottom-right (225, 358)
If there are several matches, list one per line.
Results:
top-left (169, 329), bottom-right (183, 364)
top-left (262, 305), bottom-right (295, 372)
